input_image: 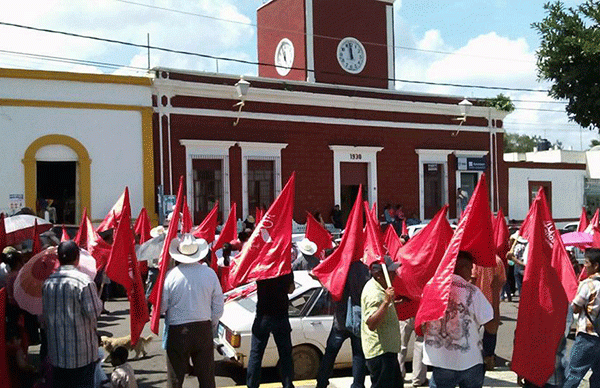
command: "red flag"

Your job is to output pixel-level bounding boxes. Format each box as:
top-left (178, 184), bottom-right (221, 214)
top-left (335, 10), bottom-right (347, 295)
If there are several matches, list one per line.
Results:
top-left (96, 191), bottom-right (127, 233)
top-left (383, 224), bottom-right (402, 259)
top-left (211, 203), bottom-right (238, 274)
top-left (577, 207), bottom-right (589, 233)
top-left (415, 175), bottom-right (495, 335)
top-left (31, 219), bottom-right (41, 255)
top-left (305, 211), bottom-right (334, 260)
top-left (192, 202), bottom-right (219, 243)
top-left (105, 188), bottom-right (149, 345)
top-left (0, 214), bottom-right (6, 254)
top-left (256, 207), bottom-right (265, 224)
top-left (74, 208), bottom-right (112, 270)
top-left (511, 188), bottom-right (577, 386)
top-left (401, 219), bottom-right (408, 236)
top-left (182, 197), bottom-right (193, 234)
top-left (393, 205), bottom-right (453, 320)
top-left (134, 208), bottom-right (152, 245)
top-left (61, 225), bottom-right (70, 242)
top-left (363, 201), bottom-right (385, 267)
top-left (593, 226), bottom-right (600, 248)
top-left (149, 176), bottom-right (185, 334)
top-left (312, 186), bottom-right (364, 301)
top-left (586, 209), bottom-right (600, 234)
top-left (229, 173), bottom-right (296, 288)
top-left (494, 208), bottom-right (510, 265)
top-left (0, 288), bottom-right (9, 388)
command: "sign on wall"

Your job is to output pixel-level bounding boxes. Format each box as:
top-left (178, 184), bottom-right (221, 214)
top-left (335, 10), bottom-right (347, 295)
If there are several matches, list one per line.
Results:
top-left (457, 157), bottom-right (487, 171)
top-left (9, 194), bottom-right (24, 215)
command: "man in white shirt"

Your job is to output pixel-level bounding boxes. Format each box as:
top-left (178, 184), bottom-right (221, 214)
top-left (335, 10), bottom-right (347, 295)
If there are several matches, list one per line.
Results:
top-left (161, 234), bottom-right (224, 388)
top-left (422, 251), bottom-right (493, 388)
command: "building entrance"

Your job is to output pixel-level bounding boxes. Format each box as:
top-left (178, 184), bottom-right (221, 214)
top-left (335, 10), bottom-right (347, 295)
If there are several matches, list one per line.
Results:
top-left (340, 162), bottom-right (368, 224)
top-left (36, 161), bottom-right (76, 224)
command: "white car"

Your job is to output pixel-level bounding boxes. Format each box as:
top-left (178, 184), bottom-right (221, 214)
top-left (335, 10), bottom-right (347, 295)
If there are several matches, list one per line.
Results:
top-left (215, 271), bottom-right (354, 380)
top-left (407, 222), bottom-right (458, 238)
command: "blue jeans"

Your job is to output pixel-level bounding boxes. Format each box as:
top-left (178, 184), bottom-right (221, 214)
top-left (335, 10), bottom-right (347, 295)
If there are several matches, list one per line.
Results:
top-left (514, 264), bottom-right (524, 295)
top-left (246, 314), bottom-right (294, 388)
top-left (366, 352), bottom-right (401, 388)
top-left (316, 325), bottom-right (366, 388)
top-left (564, 333), bottom-right (600, 388)
top-left (430, 364), bottom-right (485, 388)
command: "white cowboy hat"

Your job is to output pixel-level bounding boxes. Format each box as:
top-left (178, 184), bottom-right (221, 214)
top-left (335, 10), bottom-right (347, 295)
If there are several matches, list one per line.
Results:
top-left (150, 225), bottom-right (166, 238)
top-left (168, 234), bottom-right (209, 264)
top-left (298, 238), bottom-right (318, 256)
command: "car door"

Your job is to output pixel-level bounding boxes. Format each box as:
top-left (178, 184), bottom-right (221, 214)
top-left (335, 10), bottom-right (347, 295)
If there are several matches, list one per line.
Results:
top-left (300, 289), bottom-right (352, 365)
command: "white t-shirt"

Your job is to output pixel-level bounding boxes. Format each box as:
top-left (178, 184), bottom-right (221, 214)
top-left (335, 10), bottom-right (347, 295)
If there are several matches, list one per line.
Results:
top-left (573, 276), bottom-right (600, 337)
top-left (423, 274), bottom-right (494, 371)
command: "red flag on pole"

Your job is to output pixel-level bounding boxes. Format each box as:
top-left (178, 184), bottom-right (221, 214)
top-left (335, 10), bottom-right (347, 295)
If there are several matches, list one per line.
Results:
top-left (211, 203), bottom-right (238, 270)
top-left (494, 208), bottom-right (510, 265)
top-left (0, 288), bottom-right (9, 388)
top-left (255, 207), bottom-right (265, 225)
top-left (229, 173), bottom-right (296, 288)
top-left (511, 188), bottom-right (578, 386)
top-left (383, 224), bottom-right (402, 259)
top-left (0, 214), bottom-right (6, 254)
top-left (415, 175), bottom-right (495, 335)
top-left (182, 197), bottom-right (193, 234)
top-left (393, 205), bottom-right (453, 320)
top-left (31, 219), bottom-right (41, 255)
top-left (585, 209), bottom-right (599, 234)
top-left (401, 219), bottom-right (408, 236)
top-left (74, 208), bottom-right (112, 271)
top-left (312, 186), bottom-right (364, 301)
top-left (105, 188), bottom-right (149, 345)
top-left (192, 202), bottom-right (219, 243)
top-left (134, 208), bottom-right (152, 245)
top-left (96, 191), bottom-right (127, 233)
top-left (577, 207), bottom-right (590, 233)
top-left (593, 225), bottom-right (600, 248)
top-left (61, 225), bottom-right (70, 242)
top-left (305, 212), bottom-right (333, 260)
top-left (149, 176), bottom-right (185, 334)
top-left (363, 201), bottom-right (385, 267)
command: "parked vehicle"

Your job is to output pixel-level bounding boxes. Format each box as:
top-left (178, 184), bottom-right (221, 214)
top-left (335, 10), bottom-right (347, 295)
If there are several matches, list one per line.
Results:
top-left (215, 271), bottom-right (415, 380)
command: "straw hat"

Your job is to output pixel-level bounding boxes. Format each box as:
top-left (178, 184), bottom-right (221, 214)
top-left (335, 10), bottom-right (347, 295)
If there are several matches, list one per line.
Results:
top-left (168, 234), bottom-right (209, 264)
top-left (298, 238), bottom-right (318, 256)
top-left (150, 225), bottom-right (166, 238)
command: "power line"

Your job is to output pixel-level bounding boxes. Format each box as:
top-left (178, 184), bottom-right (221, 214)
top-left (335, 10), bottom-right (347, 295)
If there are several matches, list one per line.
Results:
top-left (114, 0), bottom-right (536, 65)
top-left (0, 21), bottom-right (551, 93)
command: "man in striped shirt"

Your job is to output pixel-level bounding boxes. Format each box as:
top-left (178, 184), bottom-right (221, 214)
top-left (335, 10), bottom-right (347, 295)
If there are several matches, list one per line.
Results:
top-left (42, 240), bottom-right (103, 388)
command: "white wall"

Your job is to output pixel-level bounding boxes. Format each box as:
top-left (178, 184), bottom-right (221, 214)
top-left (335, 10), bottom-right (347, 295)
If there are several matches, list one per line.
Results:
top-left (0, 76), bottom-right (151, 221)
top-left (508, 167), bottom-right (585, 222)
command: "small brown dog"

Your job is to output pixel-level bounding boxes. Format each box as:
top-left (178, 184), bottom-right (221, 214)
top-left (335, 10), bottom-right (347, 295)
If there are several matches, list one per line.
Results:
top-left (101, 335), bottom-right (153, 361)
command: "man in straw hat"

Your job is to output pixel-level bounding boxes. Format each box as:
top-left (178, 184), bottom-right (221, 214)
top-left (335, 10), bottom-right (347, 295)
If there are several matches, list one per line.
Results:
top-left (161, 233), bottom-right (224, 388)
top-left (292, 238), bottom-right (319, 270)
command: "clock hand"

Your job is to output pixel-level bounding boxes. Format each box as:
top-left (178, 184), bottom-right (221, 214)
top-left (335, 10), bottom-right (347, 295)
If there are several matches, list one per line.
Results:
top-left (349, 45), bottom-right (354, 60)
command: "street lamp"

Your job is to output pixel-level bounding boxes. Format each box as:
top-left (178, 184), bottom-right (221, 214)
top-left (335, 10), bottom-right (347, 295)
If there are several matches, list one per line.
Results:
top-left (452, 98), bottom-right (473, 136)
top-left (233, 76), bottom-right (250, 126)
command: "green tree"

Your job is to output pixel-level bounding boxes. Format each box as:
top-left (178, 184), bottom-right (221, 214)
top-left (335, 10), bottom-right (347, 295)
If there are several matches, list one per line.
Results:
top-left (504, 133), bottom-right (540, 153)
top-left (591, 139), bottom-right (600, 148)
top-left (533, 1), bottom-right (600, 132)
top-left (483, 93), bottom-right (515, 112)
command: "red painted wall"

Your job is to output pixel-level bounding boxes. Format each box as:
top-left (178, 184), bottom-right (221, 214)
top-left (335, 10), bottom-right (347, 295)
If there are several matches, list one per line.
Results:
top-left (312, 0), bottom-right (389, 88)
top-left (257, 0), bottom-right (307, 81)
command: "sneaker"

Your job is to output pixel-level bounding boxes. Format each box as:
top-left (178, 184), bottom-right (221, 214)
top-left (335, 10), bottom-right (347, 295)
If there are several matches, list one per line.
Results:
top-left (412, 379), bottom-right (429, 387)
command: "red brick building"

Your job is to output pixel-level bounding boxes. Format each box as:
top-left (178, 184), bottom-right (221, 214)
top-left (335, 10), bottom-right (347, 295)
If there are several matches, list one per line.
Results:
top-left (152, 0), bottom-right (509, 225)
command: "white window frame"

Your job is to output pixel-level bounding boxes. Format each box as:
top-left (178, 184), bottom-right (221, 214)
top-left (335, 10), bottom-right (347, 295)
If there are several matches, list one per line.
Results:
top-left (329, 145), bottom-right (383, 212)
top-left (179, 140), bottom-right (235, 221)
top-left (238, 142), bottom-right (287, 219)
top-left (416, 149), bottom-right (453, 221)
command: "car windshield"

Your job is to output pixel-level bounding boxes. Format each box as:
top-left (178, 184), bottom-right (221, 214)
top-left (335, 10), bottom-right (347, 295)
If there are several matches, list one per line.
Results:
top-left (237, 297), bottom-right (256, 313)
top-left (289, 288), bottom-right (320, 317)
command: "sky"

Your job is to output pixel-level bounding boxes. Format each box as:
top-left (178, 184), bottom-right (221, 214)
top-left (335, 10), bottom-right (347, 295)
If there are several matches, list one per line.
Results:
top-left (1, 0), bottom-right (598, 150)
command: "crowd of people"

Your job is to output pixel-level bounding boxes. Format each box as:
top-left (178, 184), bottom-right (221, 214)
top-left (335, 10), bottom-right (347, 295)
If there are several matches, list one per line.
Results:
top-left (1, 201), bottom-right (600, 388)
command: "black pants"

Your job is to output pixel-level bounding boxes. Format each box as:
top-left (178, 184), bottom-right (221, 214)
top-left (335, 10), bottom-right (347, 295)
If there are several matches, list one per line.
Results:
top-left (166, 320), bottom-right (215, 388)
top-left (366, 352), bottom-right (401, 388)
top-left (52, 362), bottom-right (95, 388)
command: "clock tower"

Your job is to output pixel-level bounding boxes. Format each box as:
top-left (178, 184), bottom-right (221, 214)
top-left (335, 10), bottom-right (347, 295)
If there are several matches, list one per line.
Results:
top-left (257, 0), bottom-right (396, 89)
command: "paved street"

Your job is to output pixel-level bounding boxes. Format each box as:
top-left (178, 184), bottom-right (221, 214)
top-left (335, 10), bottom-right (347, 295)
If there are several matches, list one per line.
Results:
top-left (28, 296), bottom-right (589, 388)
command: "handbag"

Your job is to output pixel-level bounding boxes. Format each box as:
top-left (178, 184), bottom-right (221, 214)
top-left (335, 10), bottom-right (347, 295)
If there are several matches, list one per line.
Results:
top-left (345, 297), bottom-right (362, 337)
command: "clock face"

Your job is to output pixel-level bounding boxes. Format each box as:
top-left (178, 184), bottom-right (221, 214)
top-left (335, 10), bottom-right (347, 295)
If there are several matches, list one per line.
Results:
top-left (275, 38), bottom-right (294, 76)
top-left (337, 37), bottom-right (367, 74)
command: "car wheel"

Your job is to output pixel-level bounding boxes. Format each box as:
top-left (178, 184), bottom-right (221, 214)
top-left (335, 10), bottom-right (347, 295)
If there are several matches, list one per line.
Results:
top-left (292, 345), bottom-right (321, 380)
